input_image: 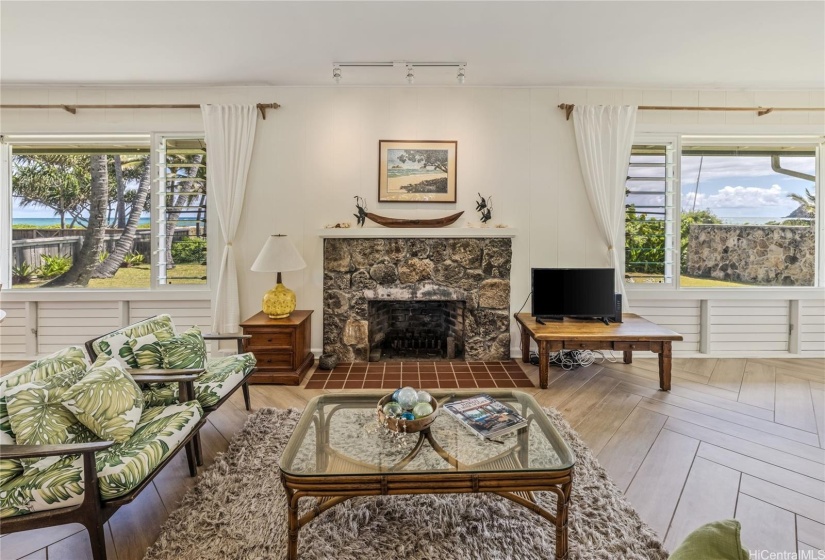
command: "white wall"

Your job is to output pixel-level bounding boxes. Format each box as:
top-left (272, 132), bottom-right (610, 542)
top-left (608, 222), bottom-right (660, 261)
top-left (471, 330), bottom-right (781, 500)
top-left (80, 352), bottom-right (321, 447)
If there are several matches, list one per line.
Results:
top-left (1, 85), bottom-right (823, 359)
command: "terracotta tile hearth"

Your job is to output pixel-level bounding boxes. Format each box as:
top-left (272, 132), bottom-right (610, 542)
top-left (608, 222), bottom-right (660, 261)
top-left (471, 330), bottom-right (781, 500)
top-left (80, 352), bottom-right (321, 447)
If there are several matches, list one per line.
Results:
top-left (304, 360), bottom-right (535, 390)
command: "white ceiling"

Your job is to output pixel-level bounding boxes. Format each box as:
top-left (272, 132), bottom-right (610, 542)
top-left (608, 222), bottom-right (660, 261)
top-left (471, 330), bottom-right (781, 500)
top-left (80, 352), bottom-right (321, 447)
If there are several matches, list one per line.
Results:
top-left (2, 1), bottom-right (824, 89)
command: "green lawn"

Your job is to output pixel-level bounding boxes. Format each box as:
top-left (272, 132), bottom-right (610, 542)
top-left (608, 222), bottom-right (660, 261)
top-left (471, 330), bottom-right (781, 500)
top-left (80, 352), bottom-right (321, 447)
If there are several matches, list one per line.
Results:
top-left (679, 276), bottom-right (751, 288)
top-left (14, 264), bottom-right (206, 289)
top-left (627, 272), bottom-right (751, 288)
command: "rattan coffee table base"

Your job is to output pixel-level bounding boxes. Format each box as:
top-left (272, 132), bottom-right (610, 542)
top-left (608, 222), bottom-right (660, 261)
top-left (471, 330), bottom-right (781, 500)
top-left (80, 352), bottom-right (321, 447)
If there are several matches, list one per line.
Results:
top-left (280, 428), bottom-right (574, 560)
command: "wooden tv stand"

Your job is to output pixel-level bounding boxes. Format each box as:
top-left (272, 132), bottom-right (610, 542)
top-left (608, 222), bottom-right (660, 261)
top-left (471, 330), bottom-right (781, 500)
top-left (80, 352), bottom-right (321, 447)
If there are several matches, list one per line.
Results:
top-left (514, 313), bottom-right (683, 390)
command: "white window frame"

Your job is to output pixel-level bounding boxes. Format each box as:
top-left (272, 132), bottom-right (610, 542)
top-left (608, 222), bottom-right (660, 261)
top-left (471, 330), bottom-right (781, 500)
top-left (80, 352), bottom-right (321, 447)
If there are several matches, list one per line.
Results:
top-left (150, 132), bottom-right (211, 291)
top-left (626, 133), bottom-right (823, 293)
top-left (624, 133), bottom-right (681, 291)
top-left (0, 132), bottom-right (211, 294)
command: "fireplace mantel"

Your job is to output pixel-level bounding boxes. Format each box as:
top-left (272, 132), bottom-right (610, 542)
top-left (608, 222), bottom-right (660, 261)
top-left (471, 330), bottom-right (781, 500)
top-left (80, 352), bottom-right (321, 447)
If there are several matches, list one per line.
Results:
top-left (317, 227), bottom-right (517, 239)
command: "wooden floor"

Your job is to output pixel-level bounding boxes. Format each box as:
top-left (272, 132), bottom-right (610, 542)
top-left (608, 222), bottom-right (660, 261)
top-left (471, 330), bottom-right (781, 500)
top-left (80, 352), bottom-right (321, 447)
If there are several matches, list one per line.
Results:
top-left (2, 356), bottom-right (824, 559)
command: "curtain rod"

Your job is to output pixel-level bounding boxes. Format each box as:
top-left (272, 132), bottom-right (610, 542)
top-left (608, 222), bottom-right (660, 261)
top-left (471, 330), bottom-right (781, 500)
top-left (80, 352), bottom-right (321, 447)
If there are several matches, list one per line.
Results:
top-left (0, 102), bottom-right (281, 120)
top-left (558, 103), bottom-right (825, 121)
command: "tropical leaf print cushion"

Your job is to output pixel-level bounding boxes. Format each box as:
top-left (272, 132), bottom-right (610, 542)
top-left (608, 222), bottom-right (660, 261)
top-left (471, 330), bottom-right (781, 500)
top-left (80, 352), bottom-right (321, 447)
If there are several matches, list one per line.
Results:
top-left (0, 454), bottom-right (84, 519)
top-left (0, 346), bottom-right (89, 443)
top-left (96, 401), bottom-right (202, 499)
top-left (157, 327), bottom-right (207, 369)
top-left (61, 358), bottom-right (144, 443)
top-left (127, 330), bottom-right (175, 369)
top-left (91, 314), bottom-right (176, 368)
top-left (5, 366), bottom-right (92, 448)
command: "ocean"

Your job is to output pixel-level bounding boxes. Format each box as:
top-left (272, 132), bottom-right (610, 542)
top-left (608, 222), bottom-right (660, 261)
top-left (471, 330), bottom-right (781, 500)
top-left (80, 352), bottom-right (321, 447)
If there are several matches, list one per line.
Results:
top-left (387, 167), bottom-right (444, 178)
top-left (13, 217), bottom-right (152, 226)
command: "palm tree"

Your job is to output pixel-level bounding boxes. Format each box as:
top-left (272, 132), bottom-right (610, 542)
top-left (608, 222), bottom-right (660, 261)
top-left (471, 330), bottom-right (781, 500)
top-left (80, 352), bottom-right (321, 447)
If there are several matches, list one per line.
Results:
top-left (787, 188), bottom-right (815, 219)
top-left (45, 155), bottom-right (109, 287)
top-left (164, 153), bottom-right (205, 269)
top-left (94, 156), bottom-right (150, 278)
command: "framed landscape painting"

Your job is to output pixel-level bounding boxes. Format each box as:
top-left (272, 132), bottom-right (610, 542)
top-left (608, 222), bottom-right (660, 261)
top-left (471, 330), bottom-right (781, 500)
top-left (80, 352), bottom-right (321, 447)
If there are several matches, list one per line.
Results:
top-left (378, 140), bottom-right (457, 202)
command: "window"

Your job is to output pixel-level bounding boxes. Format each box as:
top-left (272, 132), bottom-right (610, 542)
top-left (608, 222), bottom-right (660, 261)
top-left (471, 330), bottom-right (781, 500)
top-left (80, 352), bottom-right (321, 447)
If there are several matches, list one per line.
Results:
top-left (154, 136), bottom-right (208, 287)
top-left (625, 135), bottom-right (821, 289)
top-left (681, 140), bottom-right (817, 288)
top-left (3, 134), bottom-right (207, 290)
top-left (624, 142), bottom-right (676, 285)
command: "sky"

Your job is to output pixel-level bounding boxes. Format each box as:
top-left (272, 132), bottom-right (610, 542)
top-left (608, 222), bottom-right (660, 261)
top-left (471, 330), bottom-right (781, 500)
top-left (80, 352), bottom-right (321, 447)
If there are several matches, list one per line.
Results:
top-left (628, 153), bottom-right (816, 223)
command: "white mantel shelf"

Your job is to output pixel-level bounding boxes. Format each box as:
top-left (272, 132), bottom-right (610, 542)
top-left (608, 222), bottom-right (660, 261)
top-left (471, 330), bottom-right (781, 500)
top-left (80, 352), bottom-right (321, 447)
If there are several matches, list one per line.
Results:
top-left (317, 227), bottom-right (517, 238)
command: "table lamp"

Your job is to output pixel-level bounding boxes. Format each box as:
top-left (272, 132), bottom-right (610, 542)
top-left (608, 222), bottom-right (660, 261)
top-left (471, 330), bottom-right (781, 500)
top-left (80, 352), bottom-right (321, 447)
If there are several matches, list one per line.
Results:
top-left (251, 234), bottom-right (307, 319)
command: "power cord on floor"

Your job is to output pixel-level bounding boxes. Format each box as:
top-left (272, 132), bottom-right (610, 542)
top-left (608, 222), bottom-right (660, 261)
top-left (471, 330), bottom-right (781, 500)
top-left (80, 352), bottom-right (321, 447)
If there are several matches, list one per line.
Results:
top-left (529, 349), bottom-right (621, 370)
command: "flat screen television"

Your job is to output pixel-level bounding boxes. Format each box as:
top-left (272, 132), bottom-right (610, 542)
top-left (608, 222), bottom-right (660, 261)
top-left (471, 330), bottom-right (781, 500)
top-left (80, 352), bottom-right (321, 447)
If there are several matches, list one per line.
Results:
top-left (531, 268), bottom-right (616, 319)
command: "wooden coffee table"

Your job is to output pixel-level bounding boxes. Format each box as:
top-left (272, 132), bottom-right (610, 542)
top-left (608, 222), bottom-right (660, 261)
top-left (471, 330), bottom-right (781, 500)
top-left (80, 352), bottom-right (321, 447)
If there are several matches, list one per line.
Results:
top-left (279, 391), bottom-right (576, 559)
top-left (514, 313), bottom-right (683, 390)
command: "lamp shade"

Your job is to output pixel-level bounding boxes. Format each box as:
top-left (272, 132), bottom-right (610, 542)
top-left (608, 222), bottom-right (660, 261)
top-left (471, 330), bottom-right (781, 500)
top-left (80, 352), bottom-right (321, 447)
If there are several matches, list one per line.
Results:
top-left (251, 234), bottom-right (307, 273)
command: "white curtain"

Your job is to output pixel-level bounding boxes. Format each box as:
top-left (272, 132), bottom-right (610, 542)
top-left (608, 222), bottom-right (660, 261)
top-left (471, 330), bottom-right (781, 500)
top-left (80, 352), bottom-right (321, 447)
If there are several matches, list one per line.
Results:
top-left (201, 104), bottom-right (258, 333)
top-left (572, 105), bottom-right (637, 303)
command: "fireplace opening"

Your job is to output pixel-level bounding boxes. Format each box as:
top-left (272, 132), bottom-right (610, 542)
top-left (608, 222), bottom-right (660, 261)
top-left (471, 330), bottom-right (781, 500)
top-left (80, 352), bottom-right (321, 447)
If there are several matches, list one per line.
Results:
top-left (368, 300), bottom-right (465, 361)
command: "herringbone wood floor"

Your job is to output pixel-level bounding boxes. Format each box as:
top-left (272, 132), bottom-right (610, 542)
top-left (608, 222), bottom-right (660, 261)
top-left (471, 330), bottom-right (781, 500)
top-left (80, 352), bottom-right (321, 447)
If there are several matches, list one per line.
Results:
top-left (2, 357), bottom-right (824, 559)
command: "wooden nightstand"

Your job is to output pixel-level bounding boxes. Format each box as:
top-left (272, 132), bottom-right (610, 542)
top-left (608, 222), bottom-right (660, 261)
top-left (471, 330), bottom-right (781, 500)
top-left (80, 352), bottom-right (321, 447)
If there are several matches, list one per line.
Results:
top-left (240, 310), bottom-right (314, 385)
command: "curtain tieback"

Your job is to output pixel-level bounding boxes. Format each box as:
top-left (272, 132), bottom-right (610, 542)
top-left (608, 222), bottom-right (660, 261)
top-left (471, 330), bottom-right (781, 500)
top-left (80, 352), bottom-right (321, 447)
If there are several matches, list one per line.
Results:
top-left (226, 242), bottom-right (233, 247)
top-left (607, 245), bottom-right (614, 251)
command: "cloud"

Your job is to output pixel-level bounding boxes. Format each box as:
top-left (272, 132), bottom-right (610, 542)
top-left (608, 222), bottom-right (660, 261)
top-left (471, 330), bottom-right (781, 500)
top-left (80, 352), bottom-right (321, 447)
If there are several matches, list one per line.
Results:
top-left (681, 155), bottom-right (815, 182)
top-left (682, 184), bottom-right (797, 212)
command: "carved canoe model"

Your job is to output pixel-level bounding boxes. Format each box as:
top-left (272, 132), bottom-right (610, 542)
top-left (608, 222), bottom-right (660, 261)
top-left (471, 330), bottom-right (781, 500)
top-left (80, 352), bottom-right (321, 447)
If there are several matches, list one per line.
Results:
top-left (365, 211), bottom-right (464, 228)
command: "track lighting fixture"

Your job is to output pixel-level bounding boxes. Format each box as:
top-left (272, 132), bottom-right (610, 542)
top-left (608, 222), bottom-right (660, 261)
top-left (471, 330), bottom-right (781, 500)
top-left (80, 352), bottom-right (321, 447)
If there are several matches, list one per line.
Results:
top-left (332, 61), bottom-right (467, 85)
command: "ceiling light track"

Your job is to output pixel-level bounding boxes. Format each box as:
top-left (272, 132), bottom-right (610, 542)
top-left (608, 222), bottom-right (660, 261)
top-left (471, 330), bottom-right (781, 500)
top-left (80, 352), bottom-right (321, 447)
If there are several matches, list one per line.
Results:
top-left (331, 61), bottom-right (467, 84)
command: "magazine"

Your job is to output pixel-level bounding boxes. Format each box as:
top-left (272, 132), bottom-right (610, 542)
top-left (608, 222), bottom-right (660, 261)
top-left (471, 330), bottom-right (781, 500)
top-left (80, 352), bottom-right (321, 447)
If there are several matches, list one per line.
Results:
top-left (443, 394), bottom-right (528, 440)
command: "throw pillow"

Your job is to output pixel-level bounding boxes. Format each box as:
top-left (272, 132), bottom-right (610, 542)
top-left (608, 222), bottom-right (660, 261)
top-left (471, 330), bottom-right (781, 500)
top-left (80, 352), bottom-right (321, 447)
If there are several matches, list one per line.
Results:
top-left (0, 346), bottom-right (89, 442)
top-left (158, 327), bottom-right (207, 369)
top-left (5, 365), bottom-right (90, 447)
top-left (127, 330), bottom-right (176, 369)
top-left (61, 357), bottom-right (144, 443)
top-left (668, 519), bottom-right (749, 560)
top-left (92, 315), bottom-right (177, 368)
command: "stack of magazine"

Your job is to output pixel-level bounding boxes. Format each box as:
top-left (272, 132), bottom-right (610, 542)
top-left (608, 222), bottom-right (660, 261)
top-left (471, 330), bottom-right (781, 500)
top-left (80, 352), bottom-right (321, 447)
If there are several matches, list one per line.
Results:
top-left (443, 394), bottom-right (527, 440)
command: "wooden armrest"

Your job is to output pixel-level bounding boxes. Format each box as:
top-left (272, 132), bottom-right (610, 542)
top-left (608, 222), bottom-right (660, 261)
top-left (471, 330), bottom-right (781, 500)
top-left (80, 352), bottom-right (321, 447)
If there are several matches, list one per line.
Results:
top-left (1, 441), bottom-right (114, 459)
top-left (202, 334), bottom-right (251, 340)
top-left (127, 368), bottom-right (204, 376)
top-left (131, 373), bottom-right (199, 384)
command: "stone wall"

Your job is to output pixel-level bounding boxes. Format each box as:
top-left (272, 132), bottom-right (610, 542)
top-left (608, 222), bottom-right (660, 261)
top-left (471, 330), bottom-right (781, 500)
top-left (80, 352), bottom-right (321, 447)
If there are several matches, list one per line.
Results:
top-left (687, 224), bottom-right (815, 286)
top-left (323, 237), bottom-right (512, 362)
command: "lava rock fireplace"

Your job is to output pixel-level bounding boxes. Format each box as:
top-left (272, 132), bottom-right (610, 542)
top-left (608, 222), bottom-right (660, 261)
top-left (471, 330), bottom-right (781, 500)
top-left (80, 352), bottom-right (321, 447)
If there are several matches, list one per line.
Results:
top-left (322, 237), bottom-right (512, 362)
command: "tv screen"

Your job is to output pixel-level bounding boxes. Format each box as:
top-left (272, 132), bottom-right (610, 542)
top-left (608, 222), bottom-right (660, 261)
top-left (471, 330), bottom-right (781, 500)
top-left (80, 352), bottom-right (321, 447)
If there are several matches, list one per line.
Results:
top-left (531, 268), bottom-right (616, 318)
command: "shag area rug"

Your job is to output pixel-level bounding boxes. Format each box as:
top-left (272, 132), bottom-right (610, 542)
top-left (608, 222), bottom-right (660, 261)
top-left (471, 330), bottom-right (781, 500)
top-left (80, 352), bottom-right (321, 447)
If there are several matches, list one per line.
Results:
top-left (144, 407), bottom-right (668, 560)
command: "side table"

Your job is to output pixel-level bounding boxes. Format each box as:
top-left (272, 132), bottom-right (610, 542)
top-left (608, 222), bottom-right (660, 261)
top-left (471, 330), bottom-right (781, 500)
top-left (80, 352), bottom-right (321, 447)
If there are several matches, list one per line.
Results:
top-left (240, 310), bottom-right (314, 385)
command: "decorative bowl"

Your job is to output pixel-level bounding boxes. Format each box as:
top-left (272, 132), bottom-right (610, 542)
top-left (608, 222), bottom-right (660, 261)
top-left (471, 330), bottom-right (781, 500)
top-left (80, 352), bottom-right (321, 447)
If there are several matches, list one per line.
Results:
top-left (376, 393), bottom-right (439, 433)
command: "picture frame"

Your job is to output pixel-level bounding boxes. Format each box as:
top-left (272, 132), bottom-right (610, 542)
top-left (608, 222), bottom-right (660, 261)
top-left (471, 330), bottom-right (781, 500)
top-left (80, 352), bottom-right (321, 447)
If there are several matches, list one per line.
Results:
top-left (378, 140), bottom-right (457, 203)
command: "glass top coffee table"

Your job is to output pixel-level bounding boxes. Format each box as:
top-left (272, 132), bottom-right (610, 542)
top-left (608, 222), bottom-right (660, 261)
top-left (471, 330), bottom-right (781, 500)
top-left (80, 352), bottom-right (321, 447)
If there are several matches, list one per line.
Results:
top-left (280, 390), bottom-right (576, 559)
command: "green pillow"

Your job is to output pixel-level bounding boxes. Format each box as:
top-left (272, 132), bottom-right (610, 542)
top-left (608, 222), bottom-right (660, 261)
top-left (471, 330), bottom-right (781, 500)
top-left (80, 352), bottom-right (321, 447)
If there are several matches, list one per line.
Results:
top-left (127, 330), bottom-right (176, 369)
top-left (61, 357), bottom-right (144, 443)
top-left (0, 346), bottom-right (89, 442)
top-left (157, 327), bottom-right (207, 369)
top-left (5, 366), bottom-right (89, 447)
top-left (669, 520), bottom-right (749, 560)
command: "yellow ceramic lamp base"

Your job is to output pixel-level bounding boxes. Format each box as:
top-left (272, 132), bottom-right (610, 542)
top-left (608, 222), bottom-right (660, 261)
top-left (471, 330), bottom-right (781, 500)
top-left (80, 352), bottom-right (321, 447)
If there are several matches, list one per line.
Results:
top-left (262, 281), bottom-right (296, 319)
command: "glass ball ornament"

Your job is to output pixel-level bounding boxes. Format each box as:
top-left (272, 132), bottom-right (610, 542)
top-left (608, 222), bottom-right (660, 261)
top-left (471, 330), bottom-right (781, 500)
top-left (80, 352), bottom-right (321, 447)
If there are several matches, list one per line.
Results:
top-left (416, 390), bottom-right (432, 404)
top-left (383, 401), bottom-right (403, 418)
top-left (397, 387), bottom-right (419, 410)
top-left (399, 412), bottom-right (415, 421)
top-left (412, 402), bottom-right (433, 418)
top-left (392, 388), bottom-right (403, 402)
